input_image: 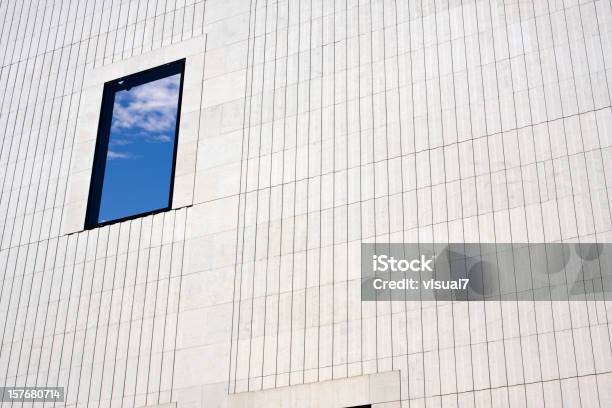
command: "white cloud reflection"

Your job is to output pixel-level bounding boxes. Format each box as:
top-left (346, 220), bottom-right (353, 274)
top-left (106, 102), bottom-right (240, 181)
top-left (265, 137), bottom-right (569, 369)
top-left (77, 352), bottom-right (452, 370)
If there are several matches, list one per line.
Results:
top-left (107, 150), bottom-right (133, 160)
top-left (111, 74), bottom-right (180, 143)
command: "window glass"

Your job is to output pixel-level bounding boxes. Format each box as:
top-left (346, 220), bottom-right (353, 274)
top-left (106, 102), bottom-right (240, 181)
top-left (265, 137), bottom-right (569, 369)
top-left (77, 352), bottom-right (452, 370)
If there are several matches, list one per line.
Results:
top-left (86, 60), bottom-right (184, 228)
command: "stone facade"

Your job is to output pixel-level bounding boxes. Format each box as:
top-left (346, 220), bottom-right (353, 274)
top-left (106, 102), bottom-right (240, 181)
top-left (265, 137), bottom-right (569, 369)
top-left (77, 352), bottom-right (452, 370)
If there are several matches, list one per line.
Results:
top-left (1, 0), bottom-right (612, 406)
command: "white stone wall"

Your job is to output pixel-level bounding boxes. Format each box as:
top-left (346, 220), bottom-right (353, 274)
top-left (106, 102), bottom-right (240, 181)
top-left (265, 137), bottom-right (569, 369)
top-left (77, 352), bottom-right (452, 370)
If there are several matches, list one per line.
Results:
top-left (1, 0), bottom-right (612, 407)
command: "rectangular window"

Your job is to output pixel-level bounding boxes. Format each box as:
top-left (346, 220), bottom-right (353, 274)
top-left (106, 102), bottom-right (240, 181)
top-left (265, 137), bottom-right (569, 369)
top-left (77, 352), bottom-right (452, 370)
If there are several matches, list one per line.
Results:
top-left (85, 59), bottom-right (185, 228)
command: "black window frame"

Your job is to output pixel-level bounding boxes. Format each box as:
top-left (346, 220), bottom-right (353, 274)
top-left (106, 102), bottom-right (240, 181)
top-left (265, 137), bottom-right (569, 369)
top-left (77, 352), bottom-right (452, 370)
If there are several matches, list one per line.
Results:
top-left (84, 59), bottom-right (186, 230)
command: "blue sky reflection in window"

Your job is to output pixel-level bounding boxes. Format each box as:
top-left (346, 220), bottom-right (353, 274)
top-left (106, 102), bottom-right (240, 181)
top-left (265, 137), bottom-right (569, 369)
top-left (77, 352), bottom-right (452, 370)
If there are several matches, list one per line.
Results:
top-left (97, 73), bottom-right (181, 223)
